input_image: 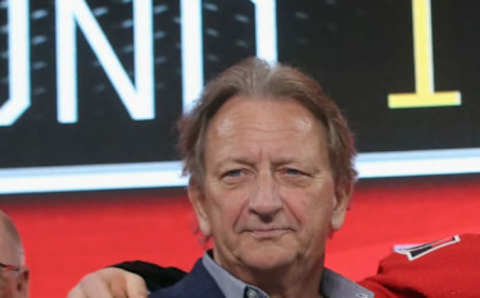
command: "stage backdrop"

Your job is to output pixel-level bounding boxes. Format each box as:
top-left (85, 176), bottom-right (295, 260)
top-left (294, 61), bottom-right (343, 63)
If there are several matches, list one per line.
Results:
top-left (2, 0), bottom-right (480, 194)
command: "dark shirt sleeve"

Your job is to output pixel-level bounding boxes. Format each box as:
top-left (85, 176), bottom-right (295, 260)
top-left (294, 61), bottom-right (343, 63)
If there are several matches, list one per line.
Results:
top-left (112, 261), bottom-right (186, 292)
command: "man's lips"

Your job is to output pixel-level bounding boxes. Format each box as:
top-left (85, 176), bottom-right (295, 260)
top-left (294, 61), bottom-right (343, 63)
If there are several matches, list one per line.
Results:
top-left (243, 227), bottom-right (293, 239)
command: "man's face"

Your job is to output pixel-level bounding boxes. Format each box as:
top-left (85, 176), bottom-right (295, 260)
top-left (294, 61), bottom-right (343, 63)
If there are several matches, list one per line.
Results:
top-left (189, 96), bottom-right (349, 278)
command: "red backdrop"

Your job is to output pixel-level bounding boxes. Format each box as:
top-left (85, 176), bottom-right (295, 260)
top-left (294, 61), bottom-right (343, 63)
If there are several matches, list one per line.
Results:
top-left (1, 174), bottom-right (480, 298)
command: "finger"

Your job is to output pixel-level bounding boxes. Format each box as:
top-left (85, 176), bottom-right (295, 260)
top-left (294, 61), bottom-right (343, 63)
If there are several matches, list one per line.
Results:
top-left (109, 276), bottom-right (128, 298)
top-left (124, 273), bottom-right (149, 298)
top-left (67, 273), bottom-right (114, 298)
top-left (67, 286), bottom-right (88, 298)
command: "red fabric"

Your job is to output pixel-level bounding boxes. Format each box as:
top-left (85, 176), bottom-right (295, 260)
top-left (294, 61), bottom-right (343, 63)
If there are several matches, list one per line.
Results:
top-left (360, 234), bottom-right (480, 298)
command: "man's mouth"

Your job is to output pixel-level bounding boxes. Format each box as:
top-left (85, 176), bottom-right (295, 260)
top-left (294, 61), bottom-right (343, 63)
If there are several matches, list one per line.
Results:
top-left (246, 228), bottom-right (291, 239)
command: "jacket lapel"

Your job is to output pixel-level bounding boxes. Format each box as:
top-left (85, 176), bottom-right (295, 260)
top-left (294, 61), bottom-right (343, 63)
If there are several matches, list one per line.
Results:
top-left (149, 258), bottom-right (225, 298)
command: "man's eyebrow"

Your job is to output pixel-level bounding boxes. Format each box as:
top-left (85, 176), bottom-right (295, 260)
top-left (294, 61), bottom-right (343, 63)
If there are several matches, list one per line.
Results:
top-left (215, 156), bottom-right (257, 168)
top-left (271, 157), bottom-right (298, 165)
top-left (217, 156), bottom-right (309, 166)
top-left (272, 158), bottom-right (324, 172)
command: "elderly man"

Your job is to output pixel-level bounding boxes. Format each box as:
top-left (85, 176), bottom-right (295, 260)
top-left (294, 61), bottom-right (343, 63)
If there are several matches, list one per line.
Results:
top-left (69, 57), bottom-right (373, 298)
top-left (0, 210), bottom-right (29, 298)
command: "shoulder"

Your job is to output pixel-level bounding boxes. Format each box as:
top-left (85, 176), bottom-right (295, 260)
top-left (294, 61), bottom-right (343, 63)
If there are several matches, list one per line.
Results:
top-left (359, 233), bottom-right (480, 298)
top-left (113, 260), bottom-right (186, 291)
top-left (149, 259), bottom-right (225, 298)
top-left (322, 268), bottom-right (374, 298)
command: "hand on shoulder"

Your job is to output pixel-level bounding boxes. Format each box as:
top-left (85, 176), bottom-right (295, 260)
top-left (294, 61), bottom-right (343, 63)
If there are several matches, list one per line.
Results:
top-left (67, 267), bottom-right (148, 298)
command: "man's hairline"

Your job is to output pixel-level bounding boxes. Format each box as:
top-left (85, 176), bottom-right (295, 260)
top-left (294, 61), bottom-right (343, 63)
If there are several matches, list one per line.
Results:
top-left (187, 93), bottom-right (336, 190)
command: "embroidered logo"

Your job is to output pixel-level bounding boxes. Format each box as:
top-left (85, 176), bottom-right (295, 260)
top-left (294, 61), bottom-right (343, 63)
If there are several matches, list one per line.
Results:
top-left (394, 235), bottom-right (461, 261)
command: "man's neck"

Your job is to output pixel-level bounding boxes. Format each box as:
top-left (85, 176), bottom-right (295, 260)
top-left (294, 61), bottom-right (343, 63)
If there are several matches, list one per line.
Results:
top-left (219, 255), bottom-right (325, 298)
top-left (247, 265), bottom-right (324, 298)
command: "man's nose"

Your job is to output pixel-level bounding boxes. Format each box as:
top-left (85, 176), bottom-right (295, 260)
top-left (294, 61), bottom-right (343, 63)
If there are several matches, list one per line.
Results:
top-left (248, 172), bottom-right (282, 221)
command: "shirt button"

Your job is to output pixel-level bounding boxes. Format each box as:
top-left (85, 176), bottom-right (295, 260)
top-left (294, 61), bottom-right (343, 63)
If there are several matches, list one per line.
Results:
top-left (245, 288), bottom-right (259, 298)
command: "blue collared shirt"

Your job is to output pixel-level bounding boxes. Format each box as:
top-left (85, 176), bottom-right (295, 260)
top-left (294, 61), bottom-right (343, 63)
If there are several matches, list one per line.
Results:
top-left (202, 252), bottom-right (373, 298)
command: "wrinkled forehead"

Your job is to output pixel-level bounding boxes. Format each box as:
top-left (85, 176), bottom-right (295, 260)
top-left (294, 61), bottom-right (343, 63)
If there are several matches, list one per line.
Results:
top-left (209, 95), bottom-right (322, 133)
top-left (204, 96), bottom-right (330, 162)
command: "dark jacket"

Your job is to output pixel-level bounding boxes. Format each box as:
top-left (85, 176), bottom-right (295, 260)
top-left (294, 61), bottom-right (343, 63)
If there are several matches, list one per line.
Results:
top-left (116, 257), bottom-right (373, 298)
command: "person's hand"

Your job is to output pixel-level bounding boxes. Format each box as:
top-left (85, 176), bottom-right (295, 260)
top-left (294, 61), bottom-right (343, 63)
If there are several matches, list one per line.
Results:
top-left (67, 267), bottom-right (149, 298)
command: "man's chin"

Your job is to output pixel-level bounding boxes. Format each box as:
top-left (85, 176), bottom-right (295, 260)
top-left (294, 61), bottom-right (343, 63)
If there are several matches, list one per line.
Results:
top-left (239, 246), bottom-right (297, 272)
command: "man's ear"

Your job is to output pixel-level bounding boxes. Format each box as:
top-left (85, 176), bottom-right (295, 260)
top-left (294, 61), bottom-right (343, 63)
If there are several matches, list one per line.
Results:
top-left (187, 182), bottom-right (212, 237)
top-left (330, 185), bottom-right (352, 232)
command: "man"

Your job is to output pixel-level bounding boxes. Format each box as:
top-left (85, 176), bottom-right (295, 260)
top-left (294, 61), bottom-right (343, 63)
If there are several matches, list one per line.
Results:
top-left (0, 210), bottom-right (29, 298)
top-left (69, 57), bottom-right (373, 298)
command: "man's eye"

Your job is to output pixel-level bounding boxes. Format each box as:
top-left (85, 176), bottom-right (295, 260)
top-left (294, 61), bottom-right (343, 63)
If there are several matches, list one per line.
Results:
top-left (284, 168), bottom-right (304, 176)
top-left (223, 169), bottom-right (243, 177)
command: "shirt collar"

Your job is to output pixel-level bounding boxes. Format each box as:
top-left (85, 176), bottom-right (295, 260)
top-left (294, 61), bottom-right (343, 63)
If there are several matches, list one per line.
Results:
top-left (322, 267), bottom-right (374, 298)
top-left (201, 251), bottom-right (373, 298)
top-left (202, 251), bottom-right (268, 298)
